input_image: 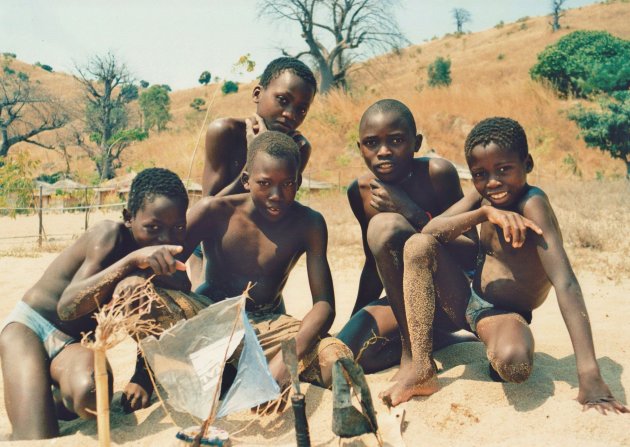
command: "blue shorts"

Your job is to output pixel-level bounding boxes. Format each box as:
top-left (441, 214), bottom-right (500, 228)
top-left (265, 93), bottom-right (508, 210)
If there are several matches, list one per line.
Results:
top-left (1, 301), bottom-right (75, 359)
top-left (465, 287), bottom-right (532, 333)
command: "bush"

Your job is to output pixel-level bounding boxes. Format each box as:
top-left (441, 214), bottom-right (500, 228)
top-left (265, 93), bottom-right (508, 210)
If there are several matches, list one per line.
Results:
top-left (221, 80), bottom-right (239, 95)
top-left (140, 80), bottom-right (150, 89)
top-left (190, 97), bottom-right (206, 111)
top-left (139, 85), bottom-right (171, 132)
top-left (530, 30), bottom-right (630, 98)
top-left (568, 91), bottom-right (630, 178)
top-left (427, 57), bottom-right (452, 88)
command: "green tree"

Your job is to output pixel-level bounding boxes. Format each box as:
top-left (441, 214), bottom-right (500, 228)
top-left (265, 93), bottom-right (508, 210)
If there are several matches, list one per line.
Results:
top-left (427, 56), bottom-right (452, 87)
top-left (0, 151), bottom-right (39, 216)
top-left (198, 70), bottom-right (211, 85)
top-left (549, 0), bottom-right (566, 32)
top-left (140, 80), bottom-right (150, 89)
top-left (1, 58), bottom-right (69, 159)
top-left (221, 80), bottom-right (239, 95)
top-left (568, 92), bottom-right (630, 178)
top-left (139, 85), bottom-right (172, 132)
top-left (74, 53), bottom-right (147, 180)
top-left (530, 30), bottom-right (630, 98)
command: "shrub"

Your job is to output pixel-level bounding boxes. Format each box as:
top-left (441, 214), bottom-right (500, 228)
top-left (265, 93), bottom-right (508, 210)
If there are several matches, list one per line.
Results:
top-left (198, 70), bottom-right (211, 85)
top-left (221, 80), bottom-right (239, 95)
top-left (190, 97), bottom-right (206, 111)
top-left (140, 80), bottom-right (149, 89)
top-left (530, 30), bottom-right (630, 98)
top-left (427, 57), bottom-right (452, 88)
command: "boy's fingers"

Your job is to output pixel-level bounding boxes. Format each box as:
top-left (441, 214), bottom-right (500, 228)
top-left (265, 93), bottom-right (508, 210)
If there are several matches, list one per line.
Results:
top-left (175, 260), bottom-right (187, 271)
top-left (525, 220), bottom-right (543, 235)
top-left (166, 245), bottom-right (183, 254)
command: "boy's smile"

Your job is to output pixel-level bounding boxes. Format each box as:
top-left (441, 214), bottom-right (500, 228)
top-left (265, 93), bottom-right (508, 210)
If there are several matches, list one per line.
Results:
top-left (125, 195), bottom-right (187, 247)
top-left (253, 71), bottom-right (315, 134)
top-left (358, 111), bottom-right (421, 184)
top-left (244, 153), bottom-right (299, 222)
top-left (468, 142), bottom-right (532, 208)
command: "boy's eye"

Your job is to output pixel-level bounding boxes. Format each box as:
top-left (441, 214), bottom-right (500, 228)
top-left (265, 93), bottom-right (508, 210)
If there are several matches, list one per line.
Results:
top-left (145, 225), bottom-right (160, 232)
top-left (472, 171), bottom-right (486, 179)
top-left (175, 225), bottom-right (186, 232)
top-left (277, 96), bottom-right (288, 105)
top-left (391, 136), bottom-right (404, 145)
top-left (284, 181), bottom-right (295, 187)
top-left (363, 139), bottom-right (377, 147)
top-left (498, 166), bottom-right (512, 174)
top-left (257, 180), bottom-right (270, 187)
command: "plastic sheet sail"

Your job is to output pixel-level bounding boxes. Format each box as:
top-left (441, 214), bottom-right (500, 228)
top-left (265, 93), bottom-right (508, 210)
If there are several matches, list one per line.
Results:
top-left (140, 295), bottom-right (280, 421)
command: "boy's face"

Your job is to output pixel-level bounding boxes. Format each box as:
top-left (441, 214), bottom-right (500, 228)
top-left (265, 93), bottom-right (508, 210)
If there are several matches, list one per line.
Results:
top-left (124, 195), bottom-right (187, 247)
top-left (468, 142), bottom-right (532, 208)
top-left (358, 110), bottom-right (421, 183)
top-left (253, 71), bottom-right (315, 134)
top-left (243, 153), bottom-right (299, 222)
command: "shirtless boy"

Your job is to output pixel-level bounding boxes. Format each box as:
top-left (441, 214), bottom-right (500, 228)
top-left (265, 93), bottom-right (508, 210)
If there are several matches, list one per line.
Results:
top-left (381, 117), bottom-right (629, 414)
top-left (0, 168), bottom-right (190, 439)
top-left (184, 131), bottom-right (350, 393)
top-left (190, 57), bottom-right (317, 290)
top-left (337, 99), bottom-right (477, 373)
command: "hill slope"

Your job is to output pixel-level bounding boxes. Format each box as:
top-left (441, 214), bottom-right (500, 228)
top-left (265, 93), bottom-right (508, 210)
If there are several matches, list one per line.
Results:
top-left (8, 1), bottom-right (630, 184)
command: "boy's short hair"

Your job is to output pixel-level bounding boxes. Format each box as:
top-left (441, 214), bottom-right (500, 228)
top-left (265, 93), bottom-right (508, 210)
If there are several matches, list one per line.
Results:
top-left (247, 131), bottom-right (301, 171)
top-left (259, 57), bottom-right (318, 94)
top-left (127, 168), bottom-right (189, 216)
top-left (464, 117), bottom-right (529, 160)
top-left (360, 99), bottom-right (417, 135)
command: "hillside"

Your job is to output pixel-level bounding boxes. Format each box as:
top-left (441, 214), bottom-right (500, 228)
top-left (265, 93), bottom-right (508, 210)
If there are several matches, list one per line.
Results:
top-left (7, 1), bottom-right (630, 184)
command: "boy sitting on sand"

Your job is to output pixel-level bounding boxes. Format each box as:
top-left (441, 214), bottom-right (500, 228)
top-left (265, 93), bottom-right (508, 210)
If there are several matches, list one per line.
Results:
top-left (337, 99), bottom-right (477, 373)
top-left (183, 131), bottom-right (351, 396)
top-left (0, 168), bottom-right (191, 439)
top-left (189, 57), bottom-right (317, 290)
top-left (381, 117), bottom-right (628, 414)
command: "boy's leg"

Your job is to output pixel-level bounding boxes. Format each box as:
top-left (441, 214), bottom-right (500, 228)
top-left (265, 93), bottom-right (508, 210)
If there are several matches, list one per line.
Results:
top-left (50, 343), bottom-right (113, 419)
top-left (380, 233), bottom-right (470, 406)
top-left (336, 299), bottom-right (402, 374)
top-left (0, 323), bottom-right (59, 439)
top-left (366, 212), bottom-right (415, 366)
top-left (476, 311), bottom-right (534, 383)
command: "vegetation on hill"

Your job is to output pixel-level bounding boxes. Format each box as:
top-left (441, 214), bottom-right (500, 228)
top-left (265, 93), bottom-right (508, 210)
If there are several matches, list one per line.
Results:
top-left (2, 1), bottom-right (629, 184)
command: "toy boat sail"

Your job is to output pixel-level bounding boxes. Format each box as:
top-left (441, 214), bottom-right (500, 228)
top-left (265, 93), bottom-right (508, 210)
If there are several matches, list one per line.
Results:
top-left (140, 294), bottom-right (281, 444)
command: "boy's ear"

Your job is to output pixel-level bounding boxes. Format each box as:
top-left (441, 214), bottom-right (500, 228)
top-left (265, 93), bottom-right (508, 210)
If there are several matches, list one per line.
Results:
top-left (252, 85), bottom-right (262, 104)
top-left (122, 208), bottom-right (132, 227)
top-left (297, 173), bottom-right (303, 188)
top-left (241, 171), bottom-right (251, 190)
top-left (414, 134), bottom-right (423, 153)
top-left (525, 154), bottom-right (534, 173)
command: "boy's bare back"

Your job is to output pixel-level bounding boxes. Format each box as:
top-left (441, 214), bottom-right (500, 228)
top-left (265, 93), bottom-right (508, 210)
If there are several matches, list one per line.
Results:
top-left (22, 220), bottom-right (132, 337)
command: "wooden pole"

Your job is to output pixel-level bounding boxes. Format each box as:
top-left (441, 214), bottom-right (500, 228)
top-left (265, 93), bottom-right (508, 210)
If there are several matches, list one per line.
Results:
top-left (84, 187), bottom-right (89, 231)
top-left (94, 348), bottom-right (110, 447)
top-left (38, 186), bottom-right (43, 248)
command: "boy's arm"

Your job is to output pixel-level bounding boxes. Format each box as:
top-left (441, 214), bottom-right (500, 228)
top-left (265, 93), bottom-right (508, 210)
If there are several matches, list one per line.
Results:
top-left (524, 193), bottom-right (627, 414)
top-left (58, 225), bottom-right (185, 320)
top-left (266, 211), bottom-right (335, 389)
top-left (348, 181), bottom-right (383, 314)
top-left (202, 119), bottom-right (245, 197)
top-left (182, 197), bottom-right (216, 260)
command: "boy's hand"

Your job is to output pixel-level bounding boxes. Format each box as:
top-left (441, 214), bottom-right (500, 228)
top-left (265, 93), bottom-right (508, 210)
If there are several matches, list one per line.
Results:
top-left (133, 245), bottom-right (186, 275)
top-left (113, 275), bottom-right (146, 300)
top-left (483, 205), bottom-right (543, 248)
top-left (578, 375), bottom-right (629, 415)
top-left (121, 382), bottom-right (151, 413)
top-left (245, 113), bottom-right (268, 147)
top-left (369, 179), bottom-right (418, 220)
top-left (253, 352), bottom-right (291, 414)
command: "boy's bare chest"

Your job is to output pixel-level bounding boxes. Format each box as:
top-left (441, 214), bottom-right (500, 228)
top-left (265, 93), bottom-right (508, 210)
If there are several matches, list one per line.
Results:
top-left (216, 219), bottom-right (303, 275)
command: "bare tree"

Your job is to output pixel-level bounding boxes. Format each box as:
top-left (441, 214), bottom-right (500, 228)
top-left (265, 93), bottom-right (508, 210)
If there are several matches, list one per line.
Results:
top-left (74, 53), bottom-right (146, 180)
top-left (0, 62), bottom-right (69, 159)
top-left (452, 8), bottom-right (471, 35)
top-left (260, 0), bottom-right (408, 93)
top-left (550, 0), bottom-right (567, 32)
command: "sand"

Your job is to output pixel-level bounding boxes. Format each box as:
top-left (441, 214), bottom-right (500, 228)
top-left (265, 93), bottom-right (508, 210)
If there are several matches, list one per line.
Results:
top-left (0, 217), bottom-right (628, 446)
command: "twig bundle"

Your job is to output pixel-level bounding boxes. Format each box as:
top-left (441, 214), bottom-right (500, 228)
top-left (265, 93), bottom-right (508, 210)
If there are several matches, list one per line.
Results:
top-left (81, 277), bottom-right (164, 447)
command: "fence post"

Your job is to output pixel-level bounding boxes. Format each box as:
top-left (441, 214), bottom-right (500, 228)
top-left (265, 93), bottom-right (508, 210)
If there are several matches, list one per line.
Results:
top-left (38, 186), bottom-right (43, 248)
top-left (84, 187), bottom-right (89, 231)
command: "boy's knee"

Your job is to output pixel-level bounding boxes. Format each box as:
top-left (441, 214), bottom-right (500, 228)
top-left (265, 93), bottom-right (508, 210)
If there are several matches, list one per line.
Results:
top-left (488, 344), bottom-right (533, 383)
top-left (67, 371), bottom-right (113, 419)
top-left (367, 213), bottom-right (413, 255)
top-left (404, 233), bottom-right (439, 268)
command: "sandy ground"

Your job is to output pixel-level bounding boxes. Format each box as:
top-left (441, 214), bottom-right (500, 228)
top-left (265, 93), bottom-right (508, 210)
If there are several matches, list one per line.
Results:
top-left (0, 213), bottom-right (628, 446)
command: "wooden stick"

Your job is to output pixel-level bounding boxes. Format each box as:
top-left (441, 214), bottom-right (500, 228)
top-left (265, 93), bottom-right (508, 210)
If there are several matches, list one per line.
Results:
top-left (94, 348), bottom-right (110, 447)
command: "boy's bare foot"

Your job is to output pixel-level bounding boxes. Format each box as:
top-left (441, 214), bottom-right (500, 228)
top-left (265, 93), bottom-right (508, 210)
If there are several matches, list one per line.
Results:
top-left (379, 366), bottom-right (439, 407)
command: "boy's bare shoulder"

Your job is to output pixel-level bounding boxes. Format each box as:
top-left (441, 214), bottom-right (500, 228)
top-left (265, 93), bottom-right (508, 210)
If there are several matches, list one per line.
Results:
top-left (206, 117), bottom-right (246, 145)
top-left (421, 156), bottom-right (458, 181)
top-left (291, 201), bottom-right (326, 227)
top-left (355, 172), bottom-right (377, 189)
top-left (519, 186), bottom-right (556, 220)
